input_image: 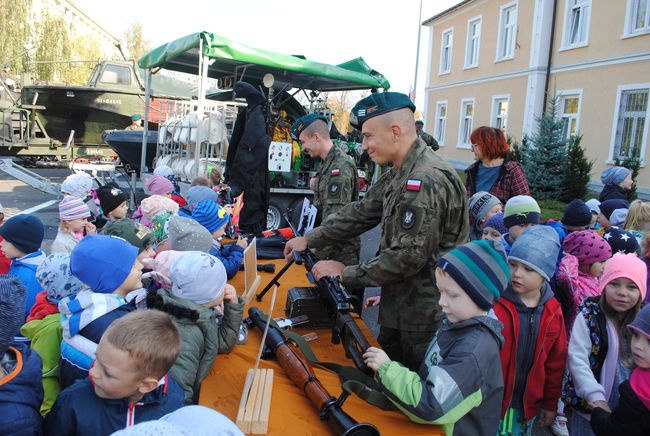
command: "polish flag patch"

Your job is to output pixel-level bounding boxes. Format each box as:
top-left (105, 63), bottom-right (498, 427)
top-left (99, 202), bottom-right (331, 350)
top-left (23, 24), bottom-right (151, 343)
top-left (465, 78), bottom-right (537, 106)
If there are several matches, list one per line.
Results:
top-left (406, 179), bottom-right (422, 191)
top-left (331, 169), bottom-right (340, 176)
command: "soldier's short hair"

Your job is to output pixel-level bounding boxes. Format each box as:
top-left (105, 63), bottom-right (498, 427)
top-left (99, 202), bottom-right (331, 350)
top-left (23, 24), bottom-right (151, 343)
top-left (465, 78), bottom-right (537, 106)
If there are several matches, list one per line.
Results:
top-left (303, 119), bottom-right (330, 139)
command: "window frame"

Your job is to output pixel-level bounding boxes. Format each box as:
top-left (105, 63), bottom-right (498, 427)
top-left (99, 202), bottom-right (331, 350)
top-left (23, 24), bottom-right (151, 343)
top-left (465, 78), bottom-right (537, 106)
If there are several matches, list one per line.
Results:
top-left (434, 100), bottom-right (448, 146)
top-left (623, 0), bottom-right (650, 37)
top-left (464, 16), bottom-right (482, 69)
top-left (457, 98), bottom-right (475, 149)
top-left (495, 1), bottom-right (518, 62)
top-left (490, 94), bottom-right (510, 131)
top-left (560, 0), bottom-right (592, 50)
top-left (608, 83), bottom-right (650, 164)
top-left (439, 27), bottom-right (454, 75)
top-left (556, 89), bottom-right (583, 140)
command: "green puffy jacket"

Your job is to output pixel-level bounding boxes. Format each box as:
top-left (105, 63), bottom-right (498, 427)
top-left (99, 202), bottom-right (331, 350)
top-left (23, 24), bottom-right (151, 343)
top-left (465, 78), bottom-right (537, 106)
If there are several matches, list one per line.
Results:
top-left (20, 313), bottom-right (62, 416)
top-left (155, 290), bottom-right (244, 404)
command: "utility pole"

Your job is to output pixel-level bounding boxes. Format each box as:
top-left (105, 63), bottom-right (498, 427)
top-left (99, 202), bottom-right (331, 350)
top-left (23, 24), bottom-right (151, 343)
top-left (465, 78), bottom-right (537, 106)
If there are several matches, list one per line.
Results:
top-left (412, 0), bottom-right (424, 104)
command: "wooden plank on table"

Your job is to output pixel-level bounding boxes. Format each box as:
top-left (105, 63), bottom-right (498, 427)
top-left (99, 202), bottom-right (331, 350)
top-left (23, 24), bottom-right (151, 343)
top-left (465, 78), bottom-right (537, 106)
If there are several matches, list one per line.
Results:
top-left (236, 368), bottom-right (256, 433)
top-left (252, 369), bottom-right (273, 434)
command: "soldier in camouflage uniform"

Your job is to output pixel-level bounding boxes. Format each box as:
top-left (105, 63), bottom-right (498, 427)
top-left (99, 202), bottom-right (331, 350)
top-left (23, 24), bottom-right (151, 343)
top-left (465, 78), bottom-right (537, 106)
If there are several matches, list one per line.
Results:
top-left (415, 120), bottom-right (439, 151)
top-left (285, 92), bottom-right (469, 370)
top-left (290, 114), bottom-right (360, 267)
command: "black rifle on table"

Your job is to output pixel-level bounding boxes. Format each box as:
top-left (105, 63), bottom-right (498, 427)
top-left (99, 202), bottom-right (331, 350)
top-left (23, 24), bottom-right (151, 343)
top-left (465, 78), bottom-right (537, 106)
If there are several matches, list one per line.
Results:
top-left (256, 208), bottom-right (373, 374)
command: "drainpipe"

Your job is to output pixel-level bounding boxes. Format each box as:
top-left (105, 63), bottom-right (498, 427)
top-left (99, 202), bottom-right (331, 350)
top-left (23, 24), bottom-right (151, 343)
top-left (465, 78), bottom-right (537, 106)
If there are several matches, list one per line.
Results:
top-left (542, 0), bottom-right (558, 113)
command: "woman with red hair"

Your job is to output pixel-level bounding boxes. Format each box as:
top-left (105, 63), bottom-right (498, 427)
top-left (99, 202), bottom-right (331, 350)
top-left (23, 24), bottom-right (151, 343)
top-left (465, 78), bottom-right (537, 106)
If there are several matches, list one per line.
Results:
top-left (465, 126), bottom-right (529, 204)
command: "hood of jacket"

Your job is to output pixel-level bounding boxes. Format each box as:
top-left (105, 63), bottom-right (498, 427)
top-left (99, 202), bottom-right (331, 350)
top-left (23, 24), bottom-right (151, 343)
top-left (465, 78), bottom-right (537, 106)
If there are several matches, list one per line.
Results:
top-left (58, 289), bottom-right (126, 338)
top-left (12, 249), bottom-right (46, 270)
top-left (26, 291), bottom-right (59, 322)
top-left (503, 281), bottom-right (554, 311)
top-left (438, 314), bottom-right (505, 351)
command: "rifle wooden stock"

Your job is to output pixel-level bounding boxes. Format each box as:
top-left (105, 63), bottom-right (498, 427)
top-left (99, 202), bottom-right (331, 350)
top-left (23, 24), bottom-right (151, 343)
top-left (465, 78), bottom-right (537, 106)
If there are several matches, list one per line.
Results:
top-left (248, 307), bottom-right (379, 436)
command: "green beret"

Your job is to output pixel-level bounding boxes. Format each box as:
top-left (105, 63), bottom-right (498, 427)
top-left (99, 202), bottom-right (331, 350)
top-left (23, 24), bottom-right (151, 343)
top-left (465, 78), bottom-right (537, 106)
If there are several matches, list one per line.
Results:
top-left (131, 114), bottom-right (142, 121)
top-left (290, 113), bottom-right (328, 140)
top-left (415, 120), bottom-right (424, 126)
top-left (349, 92), bottom-right (416, 129)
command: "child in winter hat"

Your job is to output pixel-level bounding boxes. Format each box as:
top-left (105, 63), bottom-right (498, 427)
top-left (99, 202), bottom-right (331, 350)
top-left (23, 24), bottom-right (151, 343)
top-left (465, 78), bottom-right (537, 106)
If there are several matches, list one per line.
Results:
top-left (600, 166), bottom-right (633, 202)
top-left (482, 212), bottom-right (509, 242)
top-left (97, 184), bottom-right (128, 221)
top-left (133, 194), bottom-right (179, 228)
top-left (101, 218), bottom-right (156, 262)
top-left (0, 275), bottom-right (43, 435)
top-left (145, 175), bottom-right (174, 197)
top-left (561, 199), bottom-right (593, 231)
top-left (183, 186), bottom-right (219, 212)
top-left (51, 196), bottom-right (95, 254)
top-left (585, 199), bottom-right (601, 229)
top-left (60, 173), bottom-right (93, 199)
top-left (168, 215), bottom-right (213, 253)
top-left (603, 226), bottom-right (640, 254)
top-left (598, 198), bottom-right (630, 229)
top-left (500, 195), bottom-right (541, 255)
top-left (468, 191), bottom-right (503, 240)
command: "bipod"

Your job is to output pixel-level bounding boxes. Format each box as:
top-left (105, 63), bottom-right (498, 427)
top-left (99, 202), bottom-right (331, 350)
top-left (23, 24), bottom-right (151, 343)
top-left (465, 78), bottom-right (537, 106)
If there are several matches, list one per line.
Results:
top-left (256, 258), bottom-right (294, 301)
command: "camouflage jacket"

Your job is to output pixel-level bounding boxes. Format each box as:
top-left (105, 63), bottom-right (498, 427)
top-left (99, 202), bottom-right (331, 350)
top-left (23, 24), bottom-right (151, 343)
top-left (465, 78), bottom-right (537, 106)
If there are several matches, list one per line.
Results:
top-left (417, 130), bottom-right (439, 151)
top-left (312, 144), bottom-right (360, 265)
top-left (306, 139), bottom-right (469, 331)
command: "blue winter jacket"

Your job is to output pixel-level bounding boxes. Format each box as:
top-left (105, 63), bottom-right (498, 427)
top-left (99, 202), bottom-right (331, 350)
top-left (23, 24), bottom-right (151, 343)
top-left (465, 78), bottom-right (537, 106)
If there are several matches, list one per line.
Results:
top-left (45, 375), bottom-right (184, 435)
top-left (0, 343), bottom-right (44, 435)
top-left (9, 249), bottom-right (46, 318)
top-left (209, 242), bottom-right (244, 279)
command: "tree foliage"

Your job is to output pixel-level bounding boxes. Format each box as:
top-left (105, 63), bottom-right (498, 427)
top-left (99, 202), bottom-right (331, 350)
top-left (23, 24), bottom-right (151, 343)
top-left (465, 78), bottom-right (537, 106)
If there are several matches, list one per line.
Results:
top-left (0, 0), bottom-right (33, 74)
top-left (561, 134), bottom-right (593, 201)
top-left (124, 21), bottom-right (151, 61)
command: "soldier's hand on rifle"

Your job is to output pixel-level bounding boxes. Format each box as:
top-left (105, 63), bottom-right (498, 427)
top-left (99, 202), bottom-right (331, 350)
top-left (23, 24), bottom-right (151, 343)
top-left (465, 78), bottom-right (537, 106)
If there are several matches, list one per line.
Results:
top-left (364, 295), bottom-right (381, 309)
top-left (311, 260), bottom-right (345, 281)
top-left (284, 237), bottom-right (308, 261)
top-left (363, 347), bottom-right (390, 372)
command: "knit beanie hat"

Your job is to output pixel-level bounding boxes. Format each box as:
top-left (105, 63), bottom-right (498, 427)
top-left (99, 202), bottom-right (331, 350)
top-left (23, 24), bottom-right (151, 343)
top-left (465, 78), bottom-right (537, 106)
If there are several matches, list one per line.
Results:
top-left (469, 191), bottom-right (501, 222)
top-left (36, 253), bottom-right (86, 302)
top-left (168, 215), bottom-right (213, 253)
top-left (586, 198), bottom-right (601, 216)
top-left (0, 275), bottom-right (26, 355)
top-left (151, 211), bottom-right (173, 243)
top-left (97, 184), bottom-right (128, 215)
top-left (609, 208), bottom-right (629, 227)
top-left (603, 227), bottom-right (640, 254)
top-left (145, 175), bottom-right (174, 196)
top-left (600, 199), bottom-right (630, 220)
top-left (153, 165), bottom-right (174, 178)
top-left (140, 195), bottom-right (179, 221)
top-left (483, 212), bottom-right (508, 235)
top-left (70, 234), bottom-right (138, 293)
top-left (170, 251), bottom-right (227, 305)
top-left (598, 252), bottom-right (647, 301)
top-left (190, 200), bottom-right (229, 234)
top-left (508, 225), bottom-right (560, 281)
top-left (101, 218), bottom-right (155, 253)
top-left (111, 421), bottom-right (188, 436)
top-left (185, 186), bottom-right (219, 210)
top-left (437, 240), bottom-right (509, 310)
top-left (146, 250), bottom-right (185, 279)
top-left (628, 304), bottom-right (650, 338)
top-left (59, 195), bottom-right (91, 221)
top-left (503, 195), bottom-right (540, 228)
top-left (561, 199), bottom-right (592, 227)
top-left (0, 214), bottom-right (45, 255)
top-left (61, 172), bottom-right (93, 199)
top-left (601, 166), bottom-right (631, 186)
top-left (563, 231), bottom-right (612, 265)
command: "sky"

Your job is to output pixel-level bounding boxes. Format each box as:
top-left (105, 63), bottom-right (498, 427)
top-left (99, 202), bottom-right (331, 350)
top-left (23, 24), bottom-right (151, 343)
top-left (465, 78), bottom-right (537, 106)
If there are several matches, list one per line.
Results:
top-left (80, 0), bottom-right (461, 111)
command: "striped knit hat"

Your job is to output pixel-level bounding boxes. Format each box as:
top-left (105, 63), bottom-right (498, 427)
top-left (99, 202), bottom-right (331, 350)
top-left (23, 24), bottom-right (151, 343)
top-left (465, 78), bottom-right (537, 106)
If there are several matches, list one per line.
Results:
top-left (59, 195), bottom-right (91, 221)
top-left (437, 240), bottom-right (510, 310)
top-left (503, 195), bottom-right (540, 228)
top-left (0, 275), bottom-right (26, 355)
top-left (190, 200), bottom-right (229, 234)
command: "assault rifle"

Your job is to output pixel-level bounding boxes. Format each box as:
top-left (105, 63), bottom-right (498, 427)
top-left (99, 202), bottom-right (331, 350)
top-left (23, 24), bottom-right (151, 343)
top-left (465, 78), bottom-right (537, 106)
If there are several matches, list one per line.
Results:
top-left (247, 307), bottom-right (379, 436)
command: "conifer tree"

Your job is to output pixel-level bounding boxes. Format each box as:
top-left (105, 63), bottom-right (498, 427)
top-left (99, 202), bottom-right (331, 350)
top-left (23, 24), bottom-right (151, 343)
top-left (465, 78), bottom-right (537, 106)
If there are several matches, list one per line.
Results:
top-left (562, 134), bottom-right (593, 201)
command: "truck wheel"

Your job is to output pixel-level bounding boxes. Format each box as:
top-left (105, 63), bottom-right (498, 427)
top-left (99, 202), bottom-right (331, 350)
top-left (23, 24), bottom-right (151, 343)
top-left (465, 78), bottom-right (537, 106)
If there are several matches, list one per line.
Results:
top-left (266, 201), bottom-right (284, 230)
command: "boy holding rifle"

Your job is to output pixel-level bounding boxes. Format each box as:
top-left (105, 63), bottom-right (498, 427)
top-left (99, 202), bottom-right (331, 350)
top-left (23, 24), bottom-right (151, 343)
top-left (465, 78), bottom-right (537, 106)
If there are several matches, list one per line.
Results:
top-left (363, 240), bottom-right (508, 435)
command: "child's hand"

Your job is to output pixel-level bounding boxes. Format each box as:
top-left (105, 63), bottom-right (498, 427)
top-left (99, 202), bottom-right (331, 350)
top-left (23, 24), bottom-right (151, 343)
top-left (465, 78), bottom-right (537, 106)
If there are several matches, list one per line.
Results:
top-left (223, 284), bottom-right (238, 304)
top-left (223, 204), bottom-right (233, 215)
top-left (236, 236), bottom-right (248, 249)
top-left (363, 347), bottom-right (390, 372)
top-left (537, 409), bottom-right (556, 426)
top-left (364, 295), bottom-right (381, 309)
top-left (84, 222), bottom-right (96, 235)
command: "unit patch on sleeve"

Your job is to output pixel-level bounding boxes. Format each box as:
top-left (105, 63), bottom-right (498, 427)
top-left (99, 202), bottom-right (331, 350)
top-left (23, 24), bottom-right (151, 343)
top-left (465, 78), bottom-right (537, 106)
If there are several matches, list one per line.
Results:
top-left (402, 207), bottom-right (416, 230)
top-left (329, 183), bottom-right (340, 194)
top-left (406, 179), bottom-right (422, 191)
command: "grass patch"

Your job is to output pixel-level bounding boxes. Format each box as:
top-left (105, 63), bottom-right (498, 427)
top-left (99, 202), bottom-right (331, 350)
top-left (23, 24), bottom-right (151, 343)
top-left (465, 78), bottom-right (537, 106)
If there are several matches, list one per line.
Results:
top-left (538, 199), bottom-right (566, 222)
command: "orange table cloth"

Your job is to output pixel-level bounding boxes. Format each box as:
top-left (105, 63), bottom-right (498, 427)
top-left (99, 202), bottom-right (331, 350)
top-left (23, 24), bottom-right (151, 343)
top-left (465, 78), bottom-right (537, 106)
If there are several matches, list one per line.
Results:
top-left (199, 259), bottom-right (442, 435)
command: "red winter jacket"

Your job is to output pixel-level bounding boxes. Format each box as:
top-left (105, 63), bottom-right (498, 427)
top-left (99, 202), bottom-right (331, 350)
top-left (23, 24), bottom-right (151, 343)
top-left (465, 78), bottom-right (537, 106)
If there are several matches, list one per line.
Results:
top-left (494, 295), bottom-right (568, 420)
top-left (0, 236), bottom-right (11, 274)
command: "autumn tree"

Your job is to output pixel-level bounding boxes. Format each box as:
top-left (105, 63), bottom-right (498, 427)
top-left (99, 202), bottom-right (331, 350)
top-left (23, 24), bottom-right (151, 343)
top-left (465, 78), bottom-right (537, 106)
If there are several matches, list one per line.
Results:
top-left (124, 21), bottom-right (151, 61)
top-left (0, 0), bottom-right (32, 74)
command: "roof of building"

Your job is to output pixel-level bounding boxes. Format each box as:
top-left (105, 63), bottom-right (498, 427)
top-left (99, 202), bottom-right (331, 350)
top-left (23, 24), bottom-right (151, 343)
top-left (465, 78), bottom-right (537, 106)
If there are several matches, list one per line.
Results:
top-left (422, 0), bottom-right (476, 26)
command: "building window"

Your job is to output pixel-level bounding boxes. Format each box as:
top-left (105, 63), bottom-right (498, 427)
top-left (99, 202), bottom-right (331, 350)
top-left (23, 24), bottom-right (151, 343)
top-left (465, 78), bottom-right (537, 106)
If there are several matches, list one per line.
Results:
top-left (496, 2), bottom-right (517, 60)
top-left (458, 99), bottom-right (475, 148)
top-left (562, 0), bottom-right (591, 48)
top-left (558, 93), bottom-right (581, 139)
top-left (464, 17), bottom-right (481, 68)
top-left (612, 88), bottom-right (649, 161)
top-left (491, 96), bottom-right (509, 130)
top-left (434, 101), bottom-right (447, 145)
top-left (439, 28), bottom-right (453, 74)
top-left (626, 0), bottom-right (650, 35)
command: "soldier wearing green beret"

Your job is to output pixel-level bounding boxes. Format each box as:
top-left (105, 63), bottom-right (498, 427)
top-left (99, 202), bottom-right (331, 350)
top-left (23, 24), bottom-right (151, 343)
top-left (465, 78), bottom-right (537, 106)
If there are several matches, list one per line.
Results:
top-left (285, 92), bottom-right (470, 370)
top-left (291, 114), bottom-right (361, 268)
top-left (415, 120), bottom-right (439, 151)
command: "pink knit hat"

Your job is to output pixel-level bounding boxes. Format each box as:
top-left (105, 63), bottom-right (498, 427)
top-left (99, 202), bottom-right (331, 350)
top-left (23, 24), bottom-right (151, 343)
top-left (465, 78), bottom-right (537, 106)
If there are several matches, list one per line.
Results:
top-left (59, 195), bottom-right (91, 221)
top-left (598, 252), bottom-right (647, 302)
top-left (145, 175), bottom-right (174, 196)
top-left (141, 250), bottom-right (185, 286)
top-left (140, 195), bottom-right (179, 221)
top-left (563, 230), bottom-right (612, 265)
